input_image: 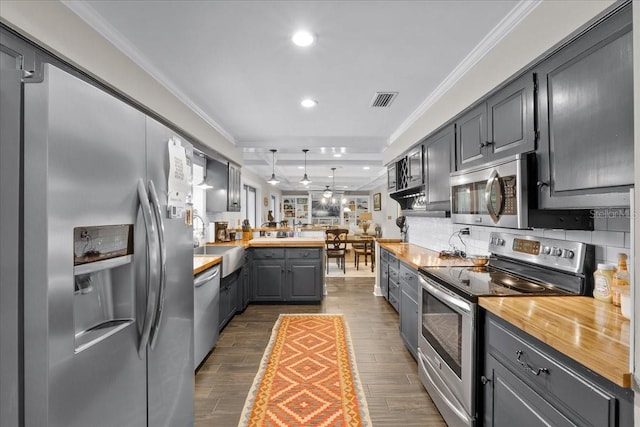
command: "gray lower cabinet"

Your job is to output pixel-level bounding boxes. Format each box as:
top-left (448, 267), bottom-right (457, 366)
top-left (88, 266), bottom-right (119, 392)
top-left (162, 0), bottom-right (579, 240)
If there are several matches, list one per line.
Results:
top-left (387, 254), bottom-right (400, 312)
top-left (218, 270), bottom-right (240, 331)
top-left (398, 262), bottom-right (419, 359)
top-left (239, 259), bottom-right (250, 312)
top-left (380, 249), bottom-right (390, 300)
top-left (535, 4), bottom-right (633, 209)
top-left (482, 312), bottom-right (634, 427)
top-left (251, 247), bottom-right (323, 303)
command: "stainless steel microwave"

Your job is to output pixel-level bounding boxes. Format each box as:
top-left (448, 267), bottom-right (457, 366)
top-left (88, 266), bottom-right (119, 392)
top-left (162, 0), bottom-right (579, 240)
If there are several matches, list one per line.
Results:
top-left (450, 153), bottom-right (532, 229)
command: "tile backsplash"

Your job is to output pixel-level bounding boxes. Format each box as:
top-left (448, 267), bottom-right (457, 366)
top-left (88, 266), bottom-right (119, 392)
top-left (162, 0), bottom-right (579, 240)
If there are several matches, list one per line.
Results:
top-left (406, 209), bottom-right (631, 265)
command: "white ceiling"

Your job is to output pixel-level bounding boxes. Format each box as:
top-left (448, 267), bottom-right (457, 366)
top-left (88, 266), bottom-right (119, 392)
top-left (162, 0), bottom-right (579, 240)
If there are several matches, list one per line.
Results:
top-left (67, 0), bottom-right (523, 192)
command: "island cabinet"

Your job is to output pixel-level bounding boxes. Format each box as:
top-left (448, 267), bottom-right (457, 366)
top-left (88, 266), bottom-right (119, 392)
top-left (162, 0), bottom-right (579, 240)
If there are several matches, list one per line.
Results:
top-left (456, 72), bottom-right (535, 170)
top-left (250, 247), bottom-right (323, 303)
top-left (534, 4), bottom-right (633, 209)
top-left (481, 313), bottom-right (634, 427)
top-left (398, 262), bottom-right (419, 360)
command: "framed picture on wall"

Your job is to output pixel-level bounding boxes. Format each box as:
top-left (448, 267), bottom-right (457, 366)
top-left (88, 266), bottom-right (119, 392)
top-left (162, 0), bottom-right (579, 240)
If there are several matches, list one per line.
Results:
top-left (373, 192), bottom-right (381, 211)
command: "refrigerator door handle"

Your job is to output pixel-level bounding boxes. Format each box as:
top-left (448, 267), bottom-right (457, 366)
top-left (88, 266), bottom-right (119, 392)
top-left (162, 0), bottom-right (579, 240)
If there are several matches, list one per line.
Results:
top-left (148, 179), bottom-right (167, 350)
top-left (137, 179), bottom-right (160, 358)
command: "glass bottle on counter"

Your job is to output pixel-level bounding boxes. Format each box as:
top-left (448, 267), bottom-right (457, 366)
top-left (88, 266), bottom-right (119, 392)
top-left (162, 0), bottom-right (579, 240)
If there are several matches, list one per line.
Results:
top-left (593, 263), bottom-right (615, 303)
top-left (611, 253), bottom-right (630, 307)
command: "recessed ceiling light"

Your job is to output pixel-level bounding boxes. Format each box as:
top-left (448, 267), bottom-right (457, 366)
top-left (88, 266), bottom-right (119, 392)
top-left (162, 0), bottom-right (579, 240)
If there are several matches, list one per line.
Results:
top-left (292, 30), bottom-right (315, 47)
top-left (301, 98), bottom-right (317, 108)
top-left (333, 153), bottom-right (342, 158)
top-left (363, 166), bottom-right (370, 170)
top-left (298, 166), bottom-right (304, 169)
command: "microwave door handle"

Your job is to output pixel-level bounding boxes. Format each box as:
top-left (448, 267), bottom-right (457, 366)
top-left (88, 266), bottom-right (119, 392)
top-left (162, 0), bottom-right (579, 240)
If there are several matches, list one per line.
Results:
top-left (148, 180), bottom-right (167, 351)
top-left (485, 170), bottom-right (503, 224)
top-left (137, 179), bottom-right (160, 358)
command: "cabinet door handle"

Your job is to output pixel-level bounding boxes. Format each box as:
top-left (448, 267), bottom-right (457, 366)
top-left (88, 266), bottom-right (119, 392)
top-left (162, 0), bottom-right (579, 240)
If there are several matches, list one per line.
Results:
top-left (480, 375), bottom-right (491, 385)
top-left (516, 350), bottom-right (549, 376)
top-left (536, 181), bottom-right (549, 189)
top-left (480, 141), bottom-right (494, 148)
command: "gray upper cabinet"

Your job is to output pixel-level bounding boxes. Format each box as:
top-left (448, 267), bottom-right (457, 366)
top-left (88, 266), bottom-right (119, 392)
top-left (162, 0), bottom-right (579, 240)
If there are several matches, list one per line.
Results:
top-left (456, 73), bottom-right (535, 170)
top-left (456, 103), bottom-right (488, 169)
top-left (205, 160), bottom-right (242, 212)
top-left (425, 125), bottom-right (455, 211)
top-left (387, 163), bottom-right (397, 192)
top-left (406, 146), bottom-right (423, 188)
top-left (487, 73), bottom-right (535, 159)
top-left (535, 5), bottom-right (633, 209)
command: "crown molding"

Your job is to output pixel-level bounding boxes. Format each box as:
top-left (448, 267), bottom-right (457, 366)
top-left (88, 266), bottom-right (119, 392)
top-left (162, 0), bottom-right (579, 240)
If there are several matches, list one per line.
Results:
top-left (60, 0), bottom-right (236, 144)
top-left (389, 0), bottom-right (541, 145)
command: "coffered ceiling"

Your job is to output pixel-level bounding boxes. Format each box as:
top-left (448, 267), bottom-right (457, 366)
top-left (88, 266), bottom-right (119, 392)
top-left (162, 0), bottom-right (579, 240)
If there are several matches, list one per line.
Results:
top-left (65, 0), bottom-right (525, 191)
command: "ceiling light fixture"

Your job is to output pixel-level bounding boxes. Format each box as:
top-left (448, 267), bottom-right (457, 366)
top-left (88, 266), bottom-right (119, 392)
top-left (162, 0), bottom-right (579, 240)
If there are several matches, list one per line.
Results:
top-left (301, 98), bottom-right (318, 108)
top-left (292, 30), bottom-right (315, 47)
top-left (333, 153), bottom-right (342, 158)
top-left (266, 149), bottom-right (280, 185)
top-left (322, 167), bottom-right (336, 198)
top-left (300, 149), bottom-right (312, 185)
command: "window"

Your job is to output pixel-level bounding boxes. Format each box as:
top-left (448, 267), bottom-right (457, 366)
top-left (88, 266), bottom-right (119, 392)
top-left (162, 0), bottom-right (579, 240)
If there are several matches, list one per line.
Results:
top-left (243, 185), bottom-right (256, 228)
top-left (271, 195), bottom-right (277, 221)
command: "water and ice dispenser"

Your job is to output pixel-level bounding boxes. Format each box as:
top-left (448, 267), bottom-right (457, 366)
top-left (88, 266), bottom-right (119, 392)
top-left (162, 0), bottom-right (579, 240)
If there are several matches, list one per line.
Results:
top-left (73, 225), bottom-right (135, 353)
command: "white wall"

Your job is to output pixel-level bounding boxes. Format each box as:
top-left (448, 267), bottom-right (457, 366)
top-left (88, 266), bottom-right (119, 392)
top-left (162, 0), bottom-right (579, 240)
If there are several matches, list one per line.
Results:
top-left (0, 1), bottom-right (242, 165)
top-left (385, 1), bottom-right (615, 163)
top-left (370, 183), bottom-right (401, 239)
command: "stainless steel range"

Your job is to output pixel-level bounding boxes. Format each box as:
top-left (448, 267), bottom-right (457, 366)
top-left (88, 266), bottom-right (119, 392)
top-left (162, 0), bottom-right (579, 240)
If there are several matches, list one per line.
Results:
top-left (416, 232), bottom-right (595, 427)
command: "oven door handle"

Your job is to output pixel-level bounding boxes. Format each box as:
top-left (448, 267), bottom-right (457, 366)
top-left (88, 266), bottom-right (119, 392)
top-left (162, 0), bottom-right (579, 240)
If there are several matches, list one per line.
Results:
top-left (420, 276), bottom-right (472, 314)
top-left (420, 351), bottom-right (473, 425)
top-left (485, 169), bottom-right (503, 224)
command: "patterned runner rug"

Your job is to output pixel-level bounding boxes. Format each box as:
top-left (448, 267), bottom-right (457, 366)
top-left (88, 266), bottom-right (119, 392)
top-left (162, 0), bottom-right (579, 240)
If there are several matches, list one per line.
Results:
top-left (238, 314), bottom-right (372, 426)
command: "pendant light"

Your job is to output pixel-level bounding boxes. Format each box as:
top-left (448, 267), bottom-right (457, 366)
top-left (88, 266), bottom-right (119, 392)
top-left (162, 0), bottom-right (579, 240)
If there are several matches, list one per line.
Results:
top-left (300, 149), bottom-right (312, 185)
top-left (266, 149), bottom-right (279, 185)
top-left (323, 168), bottom-right (335, 198)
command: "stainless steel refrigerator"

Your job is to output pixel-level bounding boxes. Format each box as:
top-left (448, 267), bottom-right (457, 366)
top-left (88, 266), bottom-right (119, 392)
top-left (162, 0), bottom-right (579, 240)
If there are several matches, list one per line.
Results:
top-left (1, 55), bottom-right (194, 426)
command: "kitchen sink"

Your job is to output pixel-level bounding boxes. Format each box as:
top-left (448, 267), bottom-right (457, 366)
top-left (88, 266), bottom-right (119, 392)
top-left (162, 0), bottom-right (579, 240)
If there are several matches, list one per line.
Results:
top-left (193, 245), bottom-right (244, 277)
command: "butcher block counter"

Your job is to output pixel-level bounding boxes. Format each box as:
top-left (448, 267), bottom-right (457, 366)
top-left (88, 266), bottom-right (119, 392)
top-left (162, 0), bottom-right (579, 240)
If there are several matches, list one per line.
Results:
top-left (193, 256), bottom-right (221, 275)
top-left (378, 242), bottom-right (474, 269)
top-left (480, 296), bottom-right (631, 388)
top-left (201, 237), bottom-right (325, 248)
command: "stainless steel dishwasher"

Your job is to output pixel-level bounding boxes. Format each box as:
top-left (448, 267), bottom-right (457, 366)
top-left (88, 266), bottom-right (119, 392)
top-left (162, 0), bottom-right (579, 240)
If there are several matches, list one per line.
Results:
top-left (193, 264), bottom-right (220, 368)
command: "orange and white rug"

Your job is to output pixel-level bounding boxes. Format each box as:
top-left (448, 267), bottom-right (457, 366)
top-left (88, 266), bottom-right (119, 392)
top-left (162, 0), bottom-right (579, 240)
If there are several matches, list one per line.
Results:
top-left (238, 314), bottom-right (372, 427)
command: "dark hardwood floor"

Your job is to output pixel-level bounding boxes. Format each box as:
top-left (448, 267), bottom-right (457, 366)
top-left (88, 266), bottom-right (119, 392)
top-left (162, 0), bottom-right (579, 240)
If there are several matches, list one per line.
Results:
top-left (194, 276), bottom-right (447, 426)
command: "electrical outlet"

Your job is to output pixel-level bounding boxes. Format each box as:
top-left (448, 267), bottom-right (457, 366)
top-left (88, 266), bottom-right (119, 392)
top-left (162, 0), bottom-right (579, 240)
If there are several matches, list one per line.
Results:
top-left (459, 227), bottom-right (470, 235)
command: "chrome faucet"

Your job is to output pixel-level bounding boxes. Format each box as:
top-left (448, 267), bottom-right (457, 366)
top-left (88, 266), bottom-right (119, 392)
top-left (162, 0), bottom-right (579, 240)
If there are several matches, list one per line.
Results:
top-left (193, 214), bottom-right (206, 246)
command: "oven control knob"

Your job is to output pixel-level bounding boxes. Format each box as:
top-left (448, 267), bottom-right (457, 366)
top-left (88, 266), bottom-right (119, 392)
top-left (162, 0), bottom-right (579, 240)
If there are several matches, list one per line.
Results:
top-left (550, 247), bottom-right (562, 257)
top-left (541, 246), bottom-right (551, 255)
top-left (561, 249), bottom-right (574, 259)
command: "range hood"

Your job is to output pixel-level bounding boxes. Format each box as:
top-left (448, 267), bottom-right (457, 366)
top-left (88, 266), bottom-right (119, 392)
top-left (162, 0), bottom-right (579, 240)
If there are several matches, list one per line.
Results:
top-left (389, 185), bottom-right (450, 218)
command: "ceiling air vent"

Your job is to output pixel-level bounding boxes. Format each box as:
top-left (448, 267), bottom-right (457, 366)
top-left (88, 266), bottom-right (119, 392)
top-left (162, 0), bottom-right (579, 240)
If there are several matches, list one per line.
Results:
top-left (370, 92), bottom-right (398, 108)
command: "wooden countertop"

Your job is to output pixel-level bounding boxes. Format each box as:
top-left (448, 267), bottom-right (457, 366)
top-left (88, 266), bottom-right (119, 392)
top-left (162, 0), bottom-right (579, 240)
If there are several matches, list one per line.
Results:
top-left (193, 256), bottom-right (221, 275)
top-left (378, 242), bottom-right (474, 269)
top-left (480, 296), bottom-right (631, 388)
top-left (247, 237), bottom-right (325, 247)
top-left (202, 237), bottom-right (325, 248)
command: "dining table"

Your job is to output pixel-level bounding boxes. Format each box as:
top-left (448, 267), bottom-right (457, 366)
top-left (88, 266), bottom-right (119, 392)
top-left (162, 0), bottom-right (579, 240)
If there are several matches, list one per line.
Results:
top-left (325, 234), bottom-right (376, 272)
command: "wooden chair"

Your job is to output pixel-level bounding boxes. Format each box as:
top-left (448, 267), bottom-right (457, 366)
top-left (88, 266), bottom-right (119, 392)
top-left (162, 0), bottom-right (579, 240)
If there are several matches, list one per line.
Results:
top-left (325, 229), bottom-right (348, 274)
top-left (353, 237), bottom-right (374, 271)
